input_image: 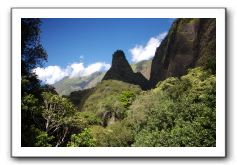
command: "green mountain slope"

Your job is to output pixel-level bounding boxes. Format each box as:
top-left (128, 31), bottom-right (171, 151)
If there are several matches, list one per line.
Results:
top-left (53, 72), bottom-right (105, 96)
top-left (22, 18), bottom-right (217, 147)
top-left (68, 80), bottom-right (142, 126)
top-left (54, 59), bottom-right (153, 96)
top-left (128, 67), bottom-right (216, 147)
top-left (67, 67), bottom-right (216, 147)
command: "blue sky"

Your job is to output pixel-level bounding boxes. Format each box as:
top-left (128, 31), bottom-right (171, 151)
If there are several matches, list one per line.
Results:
top-left (34, 18), bottom-right (175, 84)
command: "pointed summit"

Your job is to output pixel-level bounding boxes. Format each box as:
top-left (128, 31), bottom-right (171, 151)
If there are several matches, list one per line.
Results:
top-left (102, 50), bottom-right (150, 90)
top-left (110, 50), bottom-right (134, 74)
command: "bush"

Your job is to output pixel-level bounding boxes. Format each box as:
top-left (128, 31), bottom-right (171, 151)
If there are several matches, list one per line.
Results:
top-left (130, 67), bottom-right (216, 147)
top-left (67, 128), bottom-right (95, 147)
top-left (90, 122), bottom-right (134, 147)
top-left (119, 91), bottom-right (136, 109)
top-left (31, 126), bottom-right (54, 147)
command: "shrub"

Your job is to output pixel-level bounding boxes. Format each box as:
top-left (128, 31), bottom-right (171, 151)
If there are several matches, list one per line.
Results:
top-left (130, 67), bottom-right (216, 147)
top-left (67, 128), bottom-right (95, 147)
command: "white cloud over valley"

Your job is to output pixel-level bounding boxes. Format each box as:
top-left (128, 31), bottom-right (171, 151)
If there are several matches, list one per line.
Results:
top-left (33, 62), bottom-right (111, 85)
top-left (130, 32), bottom-right (167, 63)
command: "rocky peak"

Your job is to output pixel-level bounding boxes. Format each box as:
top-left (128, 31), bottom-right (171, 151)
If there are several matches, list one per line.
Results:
top-left (102, 50), bottom-right (150, 90)
top-left (112, 50), bottom-right (126, 63)
top-left (110, 50), bottom-right (134, 73)
top-left (103, 19), bottom-right (216, 90)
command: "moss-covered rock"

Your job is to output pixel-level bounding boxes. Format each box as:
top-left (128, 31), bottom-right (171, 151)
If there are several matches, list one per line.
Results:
top-left (150, 18), bottom-right (216, 87)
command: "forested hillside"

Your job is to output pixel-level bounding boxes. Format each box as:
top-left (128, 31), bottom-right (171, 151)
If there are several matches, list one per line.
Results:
top-left (21, 18), bottom-right (216, 147)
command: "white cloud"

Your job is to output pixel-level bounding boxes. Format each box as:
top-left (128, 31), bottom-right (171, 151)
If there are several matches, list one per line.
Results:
top-left (68, 62), bottom-right (111, 78)
top-left (33, 62), bottom-right (111, 84)
top-left (33, 66), bottom-right (68, 85)
top-left (69, 63), bottom-right (85, 78)
top-left (130, 32), bottom-right (167, 63)
top-left (82, 62), bottom-right (111, 77)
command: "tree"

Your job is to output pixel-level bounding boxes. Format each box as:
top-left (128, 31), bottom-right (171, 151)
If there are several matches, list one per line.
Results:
top-left (90, 122), bottom-right (133, 147)
top-left (21, 18), bottom-right (48, 146)
top-left (67, 128), bottom-right (95, 147)
top-left (21, 18), bottom-right (48, 97)
top-left (31, 127), bottom-right (54, 147)
top-left (21, 94), bottom-right (44, 146)
top-left (42, 92), bottom-right (77, 147)
top-left (21, 19), bottom-right (47, 73)
top-left (98, 95), bottom-right (129, 127)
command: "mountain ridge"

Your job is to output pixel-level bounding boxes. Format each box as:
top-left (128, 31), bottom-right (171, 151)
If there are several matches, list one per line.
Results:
top-left (53, 71), bottom-right (105, 96)
top-left (54, 18), bottom-right (216, 95)
top-left (102, 18), bottom-right (216, 89)
top-left (53, 60), bottom-right (151, 95)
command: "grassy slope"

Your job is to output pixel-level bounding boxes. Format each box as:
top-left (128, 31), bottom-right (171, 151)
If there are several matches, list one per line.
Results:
top-left (53, 72), bottom-right (105, 96)
top-left (80, 80), bottom-right (141, 113)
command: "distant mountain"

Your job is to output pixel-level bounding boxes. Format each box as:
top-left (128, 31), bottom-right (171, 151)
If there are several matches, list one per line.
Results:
top-left (53, 59), bottom-right (152, 95)
top-left (53, 72), bottom-right (105, 96)
top-left (54, 18), bottom-right (216, 95)
top-left (131, 59), bottom-right (152, 80)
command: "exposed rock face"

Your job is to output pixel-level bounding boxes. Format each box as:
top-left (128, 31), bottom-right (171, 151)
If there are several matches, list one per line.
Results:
top-left (103, 19), bottom-right (216, 90)
top-left (102, 50), bottom-right (150, 90)
top-left (149, 18), bottom-right (216, 87)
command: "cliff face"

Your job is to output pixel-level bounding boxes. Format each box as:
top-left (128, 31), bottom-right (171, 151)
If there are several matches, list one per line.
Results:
top-left (102, 19), bottom-right (216, 90)
top-left (149, 18), bottom-right (216, 87)
top-left (102, 50), bottom-right (150, 90)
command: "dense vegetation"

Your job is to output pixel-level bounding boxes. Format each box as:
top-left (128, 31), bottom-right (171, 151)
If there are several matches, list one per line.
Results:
top-left (21, 18), bottom-right (216, 147)
top-left (128, 67), bottom-right (215, 146)
top-left (23, 68), bottom-right (216, 147)
top-left (21, 18), bottom-right (48, 146)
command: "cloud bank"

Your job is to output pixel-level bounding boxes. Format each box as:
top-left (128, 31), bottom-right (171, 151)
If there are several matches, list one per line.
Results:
top-left (130, 32), bottom-right (167, 63)
top-left (33, 62), bottom-right (111, 85)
